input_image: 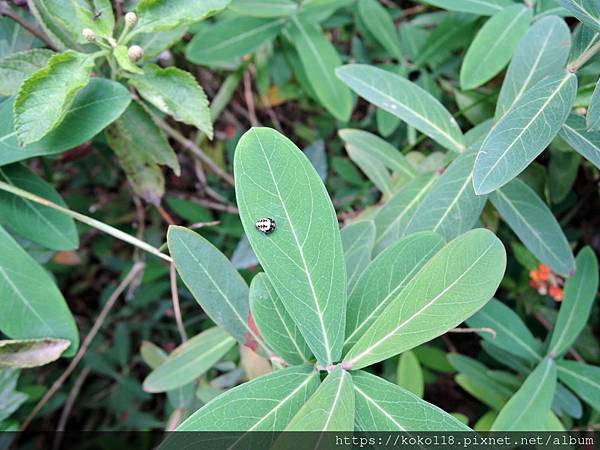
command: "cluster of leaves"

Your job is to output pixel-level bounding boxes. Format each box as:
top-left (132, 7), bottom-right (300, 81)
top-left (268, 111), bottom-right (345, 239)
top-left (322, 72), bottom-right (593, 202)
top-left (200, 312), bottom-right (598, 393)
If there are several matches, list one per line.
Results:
top-left (0, 0), bottom-right (599, 437)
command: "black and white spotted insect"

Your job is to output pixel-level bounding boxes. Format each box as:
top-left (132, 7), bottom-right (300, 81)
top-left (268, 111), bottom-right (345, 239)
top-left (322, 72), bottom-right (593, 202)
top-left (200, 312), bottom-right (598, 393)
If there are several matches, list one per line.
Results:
top-left (255, 218), bottom-right (276, 234)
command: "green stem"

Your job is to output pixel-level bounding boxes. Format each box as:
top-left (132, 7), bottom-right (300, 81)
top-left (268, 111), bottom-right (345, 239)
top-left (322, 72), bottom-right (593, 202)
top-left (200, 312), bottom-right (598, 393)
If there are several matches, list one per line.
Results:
top-left (0, 181), bottom-right (172, 263)
top-left (568, 40), bottom-right (600, 73)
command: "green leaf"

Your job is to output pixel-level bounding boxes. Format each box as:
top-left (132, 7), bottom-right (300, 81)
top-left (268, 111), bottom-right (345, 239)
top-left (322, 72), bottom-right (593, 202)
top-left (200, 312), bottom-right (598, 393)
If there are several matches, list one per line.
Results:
top-left (419, 0), bottom-right (513, 16)
top-left (186, 17), bottom-right (285, 68)
top-left (174, 366), bottom-right (319, 431)
top-left (357, 0), bottom-right (402, 59)
top-left (0, 225), bottom-right (78, 356)
top-left (560, 0), bottom-right (600, 32)
top-left (0, 78), bottom-right (131, 167)
top-left (569, 22), bottom-right (600, 64)
top-left (0, 369), bottom-right (28, 422)
top-left (336, 64), bottom-right (465, 153)
top-left (559, 114), bottom-right (600, 169)
top-left (587, 78), bottom-right (600, 130)
top-left (352, 370), bottom-right (470, 431)
top-left (341, 221), bottom-right (375, 293)
top-left (338, 129), bottom-right (416, 180)
top-left (113, 45), bottom-right (144, 74)
top-left (492, 358), bottom-right (557, 431)
top-left (344, 139), bottom-right (394, 197)
top-left (133, 25), bottom-right (188, 62)
top-left (73, 0), bottom-right (115, 39)
top-left (372, 173), bottom-right (437, 255)
top-left (168, 226), bottom-right (267, 351)
top-left (0, 164), bottom-right (78, 251)
top-left (288, 18), bottom-right (352, 121)
top-left (558, 360), bottom-right (600, 411)
top-left (466, 298), bottom-right (542, 363)
top-left (229, 0), bottom-right (298, 17)
top-left (489, 178), bottom-right (575, 276)
top-left (234, 128), bottom-right (347, 366)
top-left (14, 50), bottom-right (93, 146)
top-left (0, 338), bottom-right (70, 368)
top-left (397, 351), bottom-right (424, 398)
top-left (285, 367), bottom-right (354, 431)
top-left (26, 0), bottom-right (86, 50)
top-left (473, 71), bottom-right (577, 194)
top-left (496, 16), bottom-right (571, 117)
top-left (143, 327), bottom-right (235, 393)
top-left (548, 147), bottom-right (580, 204)
top-left (548, 247), bottom-right (599, 357)
top-left (0, 10), bottom-right (43, 58)
top-left (344, 228), bottom-right (506, 370)
top-left (249, 273), bottom-right (312, 365)
top-left (130, 64), bottom-right (213, 139)
top-left (135, 0), bottom-right (231, 34)
top-left (0, 49), bottom-right (53, 96)
top-left (344, 232), bottom-right (445, 351)
top-left (404, 146), bottom-right (487, 241)
top-left (460, 4), bottom-right (532, 90)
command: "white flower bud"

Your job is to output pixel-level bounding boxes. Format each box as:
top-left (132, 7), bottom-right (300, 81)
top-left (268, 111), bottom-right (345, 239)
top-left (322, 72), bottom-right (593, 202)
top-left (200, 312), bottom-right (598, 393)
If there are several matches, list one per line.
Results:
top-left (128, 45), bottom-right (144, 62)
top-left (82, 28), bottom-right (96, 42)
top-left (125, 12), bottom-right (137, 27)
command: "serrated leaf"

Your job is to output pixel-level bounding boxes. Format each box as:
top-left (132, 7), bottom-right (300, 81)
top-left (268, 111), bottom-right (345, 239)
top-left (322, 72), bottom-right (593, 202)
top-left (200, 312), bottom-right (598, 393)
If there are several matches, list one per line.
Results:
top-left (496, 16), bottom-right (571, 117)
top-left (419, 0), bottom-right (513, 15)
top-left (466, 298), bottom-right (542, 363)
top-left (473, 71), bottom-right (577, 194)
top-left (135, 0), bottom-right (231, 34)
top-left (560, 0), bottom-right (600, 32)
top-left (234, 128), bottom-right (347, 366)
top-left (0, 78), bottom-right (131, 167)
top-left (168, 226), bottom-right (268, 352)
top-left (397, 351), bottom-right (424, 398)
top-left (357, 0), bottom-right (402, 59)
top-left (344, 232), bottom-right (445, 351)
top-left (336, 64), bottom-right (465, 153)
top-left (560, 114), bottom-right (600, 168)
top-left (460, 5), bottom-right (532, 91)
top-left (229, 0), bottom-right (298, 17)
top-left (0, 163), bottom-right (78, 251)
top-left (0, 49), bottom-right (53, 96)
top-left (143, 327), bottom-right (235, 393)
top-left (113, 45), bottom-right (144, 74)
top-left (344, 229), bottom-right (506, 370)
top-left (174, 366), bottom-right (320, 431)
top-left (489, 178), bottom-right (575, 276)
top-left (285, 367), bottom-right (353, 431)
top-left (403, 146), bottom-right (486, 241)
top-left (341, 221), bottom-right (375, 293)
top-left (73, 0), bottom-right (114, 39)
top-left (26, 0), bottom-right (86, 50)
top-left (492, 358), bottom-right (557, 431)
top-left (548, 247), bottom-right (599, 357)
top-left (0, 338), bottom-right (70, 368)
top-left (0, 225), bottom-right (78, 356)
top-left (14, 50), bottom-right (93, 146)
top-left (288, 18), bottom-right (352, 121)
top-left (372, 173), bottom-right (437, 255)
top-left (250, 273), bottom-right (312, 365)
top-left (558, 360), bottom-right (600, 411)
top-left (130, 64), bottom-right (213, 139)
top-left (186, 17), bottom-right (285, 68)
top-left (352, 370), bottom-right (470, 431)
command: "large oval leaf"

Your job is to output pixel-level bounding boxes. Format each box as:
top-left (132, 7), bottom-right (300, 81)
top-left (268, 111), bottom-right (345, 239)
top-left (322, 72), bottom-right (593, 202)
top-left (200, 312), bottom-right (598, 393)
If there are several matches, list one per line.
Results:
top-left (344, 232), bottom-right (445, 351)
top-left (336, 64), bottom-right (465, 153)
top-left (353, 370), bottom-right (470, 431)
top-left (0, 225), bottom-right (78, 355)
top-left (135, 0), bottom-right (230, 34)
top-left (249, 273), bottom-right (312, 366)
top-left (341, 221), bottom-right (375, 293)
top-left (143, 327), bottom-right (235, 393)
top-left (0, 163), bottom-right (78, 250)
top-left (548, 247), bottom-right (599, 357)
top-left (473, 71), bottom-right (577, 194)
top-left (560, 0), bottom-right (600, 32)
top-left (559, 113), bottom-right (600, 169)
top-left (460, 4), bottom-right (532, 91)
top-left (496, 16), bottom-right (571, 117)
top-left (0, 49), bottom-right (53, 96)
top-left (343, 228), bottom-right (506, 369)
top-left (234, 128), bottom-right (347, 366)
top-left (0, 78), bottom-right (132, 167)
top-left (490, 178), bottom-right (575, 276)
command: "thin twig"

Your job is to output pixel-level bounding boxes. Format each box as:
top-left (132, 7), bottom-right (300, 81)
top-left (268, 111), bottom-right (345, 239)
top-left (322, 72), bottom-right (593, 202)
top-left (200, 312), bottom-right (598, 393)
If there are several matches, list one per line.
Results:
top-left (243, 70), bottom-right (259, 127)
top-left (53, 367), bottom-right (91, 450)
top-left (170, 264), bottom-right (187, 343)
top-left (449, 327), bottom-right (497, 339)
top-left (0, 2), bottom-right (57, 50)
top-left (20, 263), bottom-right (146, 432)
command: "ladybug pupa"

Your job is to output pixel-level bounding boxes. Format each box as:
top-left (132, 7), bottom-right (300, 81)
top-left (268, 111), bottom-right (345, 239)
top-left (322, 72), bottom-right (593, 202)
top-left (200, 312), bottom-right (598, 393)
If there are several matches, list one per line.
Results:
top-left (255, 218), bottom-right (276, 234)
